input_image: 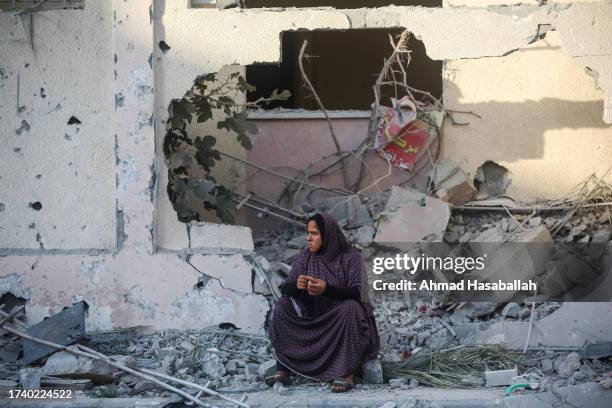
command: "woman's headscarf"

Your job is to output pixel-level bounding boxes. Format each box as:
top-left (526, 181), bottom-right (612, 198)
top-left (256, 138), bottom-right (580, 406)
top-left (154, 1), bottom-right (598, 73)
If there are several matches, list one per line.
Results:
top-left (306, 213), bottom-right (350, 262)
top-left (287, 213), bottom-right (370, 313)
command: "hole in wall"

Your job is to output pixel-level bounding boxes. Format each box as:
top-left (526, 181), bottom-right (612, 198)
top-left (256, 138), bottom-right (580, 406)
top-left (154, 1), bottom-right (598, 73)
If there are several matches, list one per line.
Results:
top-left (0, 292), bottom-right (27, 313)
top-left (247, 29), bottom-right (442, 110)
top-left (163, 31), bottom-right (441, 228)
top-left (192, 0), bottom-right (441, 9)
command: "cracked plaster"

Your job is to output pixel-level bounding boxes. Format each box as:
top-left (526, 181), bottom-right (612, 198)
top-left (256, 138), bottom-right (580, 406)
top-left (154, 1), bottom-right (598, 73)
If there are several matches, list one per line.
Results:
top-left (154, 1), bottom-right (612, 122)
top-left (0, 0), bottom-right (266, 333)
top-left (1, 0), bottom-right (610, 333)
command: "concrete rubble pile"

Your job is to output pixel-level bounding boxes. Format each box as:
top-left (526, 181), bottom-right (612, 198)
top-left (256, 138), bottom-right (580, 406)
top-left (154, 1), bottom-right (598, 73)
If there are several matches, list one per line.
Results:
top-left (248, 173), bottom-right (612, 393)
top-left (1, 164), bottom-right (611, 403)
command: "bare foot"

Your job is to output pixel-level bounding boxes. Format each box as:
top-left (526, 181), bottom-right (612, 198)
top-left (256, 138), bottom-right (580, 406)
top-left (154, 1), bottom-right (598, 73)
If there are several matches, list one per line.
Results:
top-left (265, 370), bottom-right (290, 386)
top-left (330, 374), bottom-right (354, 393)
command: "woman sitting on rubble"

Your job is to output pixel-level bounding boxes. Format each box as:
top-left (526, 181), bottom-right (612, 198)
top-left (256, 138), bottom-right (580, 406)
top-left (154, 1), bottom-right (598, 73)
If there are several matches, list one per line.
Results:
top-left (267, 213), bottom-right (380, 393)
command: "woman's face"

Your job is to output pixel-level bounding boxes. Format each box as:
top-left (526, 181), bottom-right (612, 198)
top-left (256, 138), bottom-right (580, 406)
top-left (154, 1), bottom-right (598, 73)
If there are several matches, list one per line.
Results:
top-left (307, 220), bottom-right (322, 252)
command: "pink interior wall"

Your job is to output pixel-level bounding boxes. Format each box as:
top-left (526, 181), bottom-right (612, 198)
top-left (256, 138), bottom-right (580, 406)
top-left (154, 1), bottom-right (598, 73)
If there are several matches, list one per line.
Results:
top-left (243, 118), bottom-right (432, 233)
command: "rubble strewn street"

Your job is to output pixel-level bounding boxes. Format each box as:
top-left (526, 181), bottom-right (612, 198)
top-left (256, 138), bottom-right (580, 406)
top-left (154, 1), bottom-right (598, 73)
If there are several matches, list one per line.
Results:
top-left (1, 178), bottom-right (611, 406)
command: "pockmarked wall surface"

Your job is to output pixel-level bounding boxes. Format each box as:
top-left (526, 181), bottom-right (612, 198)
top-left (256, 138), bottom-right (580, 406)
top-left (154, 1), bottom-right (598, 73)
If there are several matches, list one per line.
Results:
top-left (0, 2), bottom-right (116, 251)
top-left (0, 1), bottom-right (266, 334)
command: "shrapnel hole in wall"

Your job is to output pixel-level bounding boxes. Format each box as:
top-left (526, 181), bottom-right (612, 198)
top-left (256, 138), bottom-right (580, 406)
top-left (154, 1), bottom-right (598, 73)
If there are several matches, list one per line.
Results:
top-left (247, 29), bottom-right (442, 110)
top-left (192, 0), bottom-right (441, 9)
top-left (0, 0), bottom-right (83, 11)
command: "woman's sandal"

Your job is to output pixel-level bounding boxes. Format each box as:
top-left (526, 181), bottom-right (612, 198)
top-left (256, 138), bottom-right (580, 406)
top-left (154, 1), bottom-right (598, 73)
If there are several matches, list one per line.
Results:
top-left (265, 372), bottom-right (291, 386)
top-left (330, 378), bottom-right (354, 393)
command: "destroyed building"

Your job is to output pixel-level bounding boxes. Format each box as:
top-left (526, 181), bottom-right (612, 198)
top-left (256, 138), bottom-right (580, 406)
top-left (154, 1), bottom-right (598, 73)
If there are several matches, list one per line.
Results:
top-left (1, 0), bottom-right (612, 406)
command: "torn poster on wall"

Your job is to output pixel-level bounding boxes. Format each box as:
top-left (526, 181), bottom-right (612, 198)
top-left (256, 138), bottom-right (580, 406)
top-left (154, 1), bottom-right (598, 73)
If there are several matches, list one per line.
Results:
top-left (374, 96), bottom-right (444, 171)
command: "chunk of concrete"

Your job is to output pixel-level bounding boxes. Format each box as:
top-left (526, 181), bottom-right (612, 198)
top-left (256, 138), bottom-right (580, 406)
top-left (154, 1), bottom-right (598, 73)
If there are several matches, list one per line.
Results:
top-left (23, 301), bottom-right (87, 364)
top-left (484, 368), bottom-right (517, 386)
top-left (253, 269), bottom-right (284, 296)
top-left (469, 226), bottom-right (553, 302)
top-left (501, 303), bottom-right (520, 319)
top-left (200, 352), bottom-right (226, 379)
top-left (460, 303), bottom-right (612, 348)
top-left (556, 352), bottom-right (581, 379)
top-left (258, 359), bottom-right (276, 379)
top-left (430, 160), bottom-right (476, 206)
top-left (43, 351), bottom-right (122, 383)
top-left (374, 186), bottom-right (450, 249)
top-left (541, 252), bottom-right (599, 299)
top-left (20, 367), bottom-right (42, 389)
top-left (362, 359), bottom-right (384, 384)
top-left (464, 302), bottom-right (497, 319)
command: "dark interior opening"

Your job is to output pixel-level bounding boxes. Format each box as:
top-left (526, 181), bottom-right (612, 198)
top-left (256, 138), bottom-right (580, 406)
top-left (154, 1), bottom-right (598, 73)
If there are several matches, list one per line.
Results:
top-left (246, 29), bottom-right (443, 110)
top-left (244, 0), bottom-right (441, 9)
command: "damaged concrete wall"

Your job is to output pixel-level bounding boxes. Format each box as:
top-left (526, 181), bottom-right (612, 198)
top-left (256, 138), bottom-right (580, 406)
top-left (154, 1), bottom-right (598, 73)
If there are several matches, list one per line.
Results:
top-left (0, 0), bottom-right (267, 334)
top-left (245, 117), bottom-right (428, 232)
top-left (0, 2), bottom-right (116, 251)
top-left (444, 30), bottom-right (612, 200)
top-left (1, 0), bottom-right (611, 334)
top-left (154, 1), bottom-right (611, 226)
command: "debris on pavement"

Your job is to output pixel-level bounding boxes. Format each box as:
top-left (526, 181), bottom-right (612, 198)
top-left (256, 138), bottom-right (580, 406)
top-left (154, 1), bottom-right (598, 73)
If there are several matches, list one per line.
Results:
top-left (1, 173), bottom-right (611, 404)
top-left (22, 301), bottom-right (87, 364)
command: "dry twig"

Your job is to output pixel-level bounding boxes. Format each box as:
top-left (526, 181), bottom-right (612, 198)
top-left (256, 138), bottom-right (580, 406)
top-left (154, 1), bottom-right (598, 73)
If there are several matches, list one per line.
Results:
top-left (298, 40), bottom-right (350, 190)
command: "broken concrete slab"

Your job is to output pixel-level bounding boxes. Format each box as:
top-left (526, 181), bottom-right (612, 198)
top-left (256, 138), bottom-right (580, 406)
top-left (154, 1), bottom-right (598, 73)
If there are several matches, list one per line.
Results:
top-left (484, 367), bottom-right (517, 387)
top-left (374, 186), bottom-right (450, 249)
top-left (23, 301), bottom-right (87, 364)
top-left (504, 381), bottom-right (611, 408)
top-left (40, 377), bottom-right (93, 390)
top-left (460, 303), bottom-right (612, 348)
top-left (585, 342), bottom-right (612, 359)
top-left (42, 351), bottom-right (124, 383)
top-left (253, 269), bottom-right (284, 297)
top-left (577, 254), bottom-right (612, 302)
top-left (361, 359), bottom-right (384, 384)
top-left (468, 226), bottom-right (553, 302)
top-left (540, 253), bottom-right (599, 299)
top-left (464, 302), bottom-right (497, 320)
top-left (501, 303), bottom-right (520, 319)
top-left (429, 160), bottom-right (476, 206)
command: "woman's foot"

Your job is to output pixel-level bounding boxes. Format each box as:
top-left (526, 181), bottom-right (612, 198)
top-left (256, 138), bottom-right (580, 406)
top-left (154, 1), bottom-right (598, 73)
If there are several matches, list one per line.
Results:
top-left (265, 370), bottom-right (291, 386)
top-left (330, 374), bottom-right (354, 393)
